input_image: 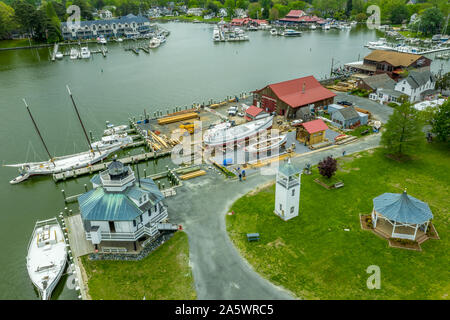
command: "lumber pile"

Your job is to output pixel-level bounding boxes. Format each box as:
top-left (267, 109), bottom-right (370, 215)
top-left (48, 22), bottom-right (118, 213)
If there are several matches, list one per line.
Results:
top-left (157, 112), bottom-right (199, 125)
top-left (179, 170), bottom-right (206, 180)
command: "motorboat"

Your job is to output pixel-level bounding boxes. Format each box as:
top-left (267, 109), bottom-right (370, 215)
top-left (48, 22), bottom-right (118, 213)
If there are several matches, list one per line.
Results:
top-left (366, 38), bottom-right (387, 47)
top-left (270, 28), bottom-right (278, 35)
top-left (284, 29), bottom-right (302, 37)
top-left (55, 52), bottom-right (63, 59)
top-left (80, 47), bottom-right (91, 59)
top-left (156, 34), bottom-right (166, 43)
top-left (91, 133), bottom-right (133, 151)
top-left (103, 124), bottom-right (128, 136)
top-left (117, 38), bottom-right (123, 42)
top-left (69, 48), bottom-right (79, 59)
top-left (310, 24), bottom-right (317, 30)
top-left (97, 36), bottom-right (107, 44)
top-left (213, 26), bottom-right (221, 41)
top-left (203, 116), bottom-right (274, 147)
top-left (322, 24), bottom-right (330, 30)
top-left (245, 134), bottom-right (287, 154)
top-left (248, 25), bottom-right (258, 31)
top-left (26, 218), bottom-right (67, 300)
top-left (149, 37), bottom-right (161, 48)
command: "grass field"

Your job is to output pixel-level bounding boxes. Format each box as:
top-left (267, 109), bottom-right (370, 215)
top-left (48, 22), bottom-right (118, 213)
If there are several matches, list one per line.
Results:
top-left (226, 142), bottom-right (449, 300)
top-left (81, 232), bottom-right (196, 300)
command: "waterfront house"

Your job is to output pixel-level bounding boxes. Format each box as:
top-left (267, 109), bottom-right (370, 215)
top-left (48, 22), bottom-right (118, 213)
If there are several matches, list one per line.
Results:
top-left (187, 8), bottom-right (204, 16)
top-left (394, 69), bottom-right (436, 102)
top-left (78, 159), bottom-right (169, 250)
top-left (61, 14), bottom-right (154, 40)
top-left (330, 106), bottom-right (361, 129)
top-left (357, 73), bottom-right (396, 92)
top-left (371, 88), bottom-right (404, 104)
top-left (295, 119), bottom-right (328, 145)
top-left (345, 50), bottom-right (431, 80)
top-left (278, 10), bottom-right (325, 26)
top-left (252, 76), bottom-right (336, 119)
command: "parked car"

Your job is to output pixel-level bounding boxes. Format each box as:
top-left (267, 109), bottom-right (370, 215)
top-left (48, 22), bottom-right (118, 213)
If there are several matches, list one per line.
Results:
top-left (228, 106), bottom-right (238, 116)
top-left (337, 100), bottom-right (353, 106)
top-left (237, 112), bottom-right (245, 117)
top-left (291, 119), bottom-right (303, 126)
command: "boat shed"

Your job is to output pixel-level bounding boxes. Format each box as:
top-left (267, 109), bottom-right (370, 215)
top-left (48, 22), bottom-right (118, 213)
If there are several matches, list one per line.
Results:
top-left (252, 75), bottom-right (336, 119)
top-left (245, 105), bottom-right (268, 121)
top-left (295, 119), bottom-right (328, 145)
top-left (371, 190), bottom-right (433, 241)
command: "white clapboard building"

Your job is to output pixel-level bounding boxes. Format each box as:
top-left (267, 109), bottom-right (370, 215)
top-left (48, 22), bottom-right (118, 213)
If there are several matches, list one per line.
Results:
top-left (274, 159), bottom-right (302, 221)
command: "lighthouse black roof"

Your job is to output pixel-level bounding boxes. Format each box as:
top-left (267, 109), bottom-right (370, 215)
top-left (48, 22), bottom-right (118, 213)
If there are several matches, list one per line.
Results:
top-left (108, 158), bottom-right (127, 177)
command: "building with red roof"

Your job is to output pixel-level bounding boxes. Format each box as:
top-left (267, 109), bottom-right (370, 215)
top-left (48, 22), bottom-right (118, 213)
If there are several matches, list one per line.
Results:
top-left (279, 10), bottom-right (325, 25)
top-left (295, 119), bottom-right (329, 145)
top-left (244, 105), bottom-right (267, 121)
top-left (231, 18), bottom-right (268, 26)
top-left (253, 75), bottom-right (336, 119)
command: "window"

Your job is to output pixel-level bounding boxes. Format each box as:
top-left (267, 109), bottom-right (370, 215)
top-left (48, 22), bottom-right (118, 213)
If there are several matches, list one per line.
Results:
top-left (292, 189), bottom-right (295, 196)
top-left (402, 87), bottom-right (405, 92)
top-left (290, 207), bottom-right (295, 214)
top-left (279, 204), bottom-right (282, 211)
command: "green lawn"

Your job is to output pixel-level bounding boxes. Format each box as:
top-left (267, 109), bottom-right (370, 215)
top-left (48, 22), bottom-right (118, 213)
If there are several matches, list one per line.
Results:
top-left (81, 232), bottom-right (196, 300)
top-left (348, 125), bottom-right (373, 138)
top-left (0, 39), bottom-right (36, 49)
top-left (226, 142), bottom-right (450, 300)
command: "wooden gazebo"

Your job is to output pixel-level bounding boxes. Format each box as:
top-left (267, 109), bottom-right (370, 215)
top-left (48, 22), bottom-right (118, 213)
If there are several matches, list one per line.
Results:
top-left (372, 190), bottom-right (433, 241)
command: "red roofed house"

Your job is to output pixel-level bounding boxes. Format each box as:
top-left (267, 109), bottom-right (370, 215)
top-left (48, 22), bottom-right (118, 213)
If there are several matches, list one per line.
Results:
top-left (253, 75), bottom-right (336, 119)
top-left (245, 105), bottom-right (267, 121)
top-left (231, 18), bottom-right (268, 27)
top-left (295, 119), bottom-right (329, 145)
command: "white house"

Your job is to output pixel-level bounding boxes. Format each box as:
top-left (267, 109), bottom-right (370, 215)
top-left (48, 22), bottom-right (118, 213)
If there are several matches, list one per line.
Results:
top-left (394, 70), bottom-right (435, 102)
top-left (187, 8), bottom-right (204, 16)
top-left (99, 9), bottom-right (113, 19)
top-left (78, 159), bottom-right (169, 249)
top-left (274, 159), bottom-right (302, 221)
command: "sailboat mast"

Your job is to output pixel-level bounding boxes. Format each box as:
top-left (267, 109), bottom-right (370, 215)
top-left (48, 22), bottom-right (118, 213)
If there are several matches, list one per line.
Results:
top-left (23, 99), bottom-right (53, 160)
top-left (66, 85), bottom-right (93, 152)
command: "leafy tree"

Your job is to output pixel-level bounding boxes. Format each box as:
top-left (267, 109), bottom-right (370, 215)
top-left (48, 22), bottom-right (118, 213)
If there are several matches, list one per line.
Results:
top-left (12, 0), bottom-right (35, 33)
top-left (269, 6), bottom-right (278, 20)
top-left (419, 7), bottom-right (444, 35)
top-left (236, 0), bottom-right (248, 10)
top-left (381, 102), bottom-right (424, 155)
top-left (318, 156), bottom-right (337, 179)
top-left (435, 72), bottom-right (450, 94)
top-left (247, 2), bottom-right (261, 19)
top-left (390, 3), bottom-right (409, 24)
top-left (0, 1), bottom-right (16, 39)
top-left (431, 100), bottom-right (450, 142)
top-left (72, 0), bottom-right (93, 20)
top-left (224, 0), bottom-right (234, 17)
top-left (206, 0), bottom-right (219, 14)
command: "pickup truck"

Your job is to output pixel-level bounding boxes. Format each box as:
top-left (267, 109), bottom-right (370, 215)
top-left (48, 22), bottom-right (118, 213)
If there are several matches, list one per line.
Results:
top-left (228, 106), bottom-right (238, 116)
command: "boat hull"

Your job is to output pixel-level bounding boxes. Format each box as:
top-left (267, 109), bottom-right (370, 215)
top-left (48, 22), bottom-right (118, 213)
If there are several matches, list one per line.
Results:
top-left (245, 135), bottom-right (287, 154)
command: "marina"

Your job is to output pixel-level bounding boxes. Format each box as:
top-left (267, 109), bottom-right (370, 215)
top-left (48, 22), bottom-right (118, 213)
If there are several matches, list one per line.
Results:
top-left (0, 21), bottom-right (449, 300)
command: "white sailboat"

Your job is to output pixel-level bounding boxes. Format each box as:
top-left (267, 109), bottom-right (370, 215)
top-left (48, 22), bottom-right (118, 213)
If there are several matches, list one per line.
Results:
top-left (6, 87), bottom-right (121, 184)
top-left (26, 218), bottom-right (67, 300)
top-left (204, 116), bottom-right (274, 147)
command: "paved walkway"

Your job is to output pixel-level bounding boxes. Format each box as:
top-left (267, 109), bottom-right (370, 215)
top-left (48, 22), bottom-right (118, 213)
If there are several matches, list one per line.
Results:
top-left (165, 133), bottom-right (381, 300)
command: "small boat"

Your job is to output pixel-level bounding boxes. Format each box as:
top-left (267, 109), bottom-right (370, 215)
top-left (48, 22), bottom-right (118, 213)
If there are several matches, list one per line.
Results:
top-left (149, 38), bottom-right (161, 48)
top-left (213, 27), bottom-right (221, 41)
top-left (69, 48), bottom-right (79, 59)
top-left (322, 24), bottom-right (330, 30)
top-left (245, 135), bottom-right (287, 154)
top-left (284, 29), bottom-right (302, 37)
top-left (55, 52), bottom-right (63, 59)
top-left (310, 24), bottom-right (317, 30)
top-left (9, 172), bottom-right (30, 184)
top-left (97, 36), bottom-right (107, 44)
top-left (26, 218), bottom-right (67, 300)
top-left (117, 38), bottom-right (123, 42)
top-left (248, 25), bottom-right (258, 31)
top-left (80, 47), bottom-right (90, 59)
top-left (204, 116), bottom-right (274, 148)
top-left (103, 124), bottom-right (128, 136)
top-left (91, 133), bottom-right (133, 150)
top-left (270, 28), bottom-right (278, 35)
top-left (156, 34), bottom-right (166, 43)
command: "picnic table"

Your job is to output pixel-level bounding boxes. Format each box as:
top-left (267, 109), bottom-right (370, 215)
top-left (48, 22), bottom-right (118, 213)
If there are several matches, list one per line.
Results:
top-left (246, 233), bottom-right (260, 242)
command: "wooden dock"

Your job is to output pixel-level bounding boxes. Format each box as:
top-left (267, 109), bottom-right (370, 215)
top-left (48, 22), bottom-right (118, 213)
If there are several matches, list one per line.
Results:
top-left (51, 43), bottom-right (59, 61)
top-left (53, 150), bottom-right (171, 182)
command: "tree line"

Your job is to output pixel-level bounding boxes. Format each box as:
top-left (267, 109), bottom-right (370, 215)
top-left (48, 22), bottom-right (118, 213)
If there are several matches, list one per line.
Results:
top-left (0, 0), bottom-right (448, 42)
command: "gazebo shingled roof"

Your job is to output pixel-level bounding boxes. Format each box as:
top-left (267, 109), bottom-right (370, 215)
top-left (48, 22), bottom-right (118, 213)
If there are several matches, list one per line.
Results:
top-left (373, 191), bottom-right (433, 225)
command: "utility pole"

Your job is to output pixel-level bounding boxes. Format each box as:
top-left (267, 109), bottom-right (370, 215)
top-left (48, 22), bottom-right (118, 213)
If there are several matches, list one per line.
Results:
top-left (330, 58), bottom-right (334, 77)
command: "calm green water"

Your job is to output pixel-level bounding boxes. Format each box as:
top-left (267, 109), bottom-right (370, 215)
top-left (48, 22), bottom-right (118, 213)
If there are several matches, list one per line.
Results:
top-left (0, 22), bottom-right (447, 299)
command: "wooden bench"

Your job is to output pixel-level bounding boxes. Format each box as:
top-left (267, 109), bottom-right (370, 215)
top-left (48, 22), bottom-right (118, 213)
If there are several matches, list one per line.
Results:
top-left (247, 233), bottom-right (260, 242)
top-left (334, 182), bottom-right (345, 189)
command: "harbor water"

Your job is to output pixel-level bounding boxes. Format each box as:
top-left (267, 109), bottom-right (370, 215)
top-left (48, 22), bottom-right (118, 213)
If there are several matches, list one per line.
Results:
top-left (0, 22), bottom-right (448, 299)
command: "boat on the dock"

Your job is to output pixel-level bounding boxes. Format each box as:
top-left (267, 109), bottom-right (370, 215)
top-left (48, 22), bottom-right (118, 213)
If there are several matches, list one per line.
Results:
top-left (322, 24), bottom-right (330, 30)
top-left (103, 124), bottom-right (128, 136)
top-left (6, 88), bottom-right (121, 184)
top-left (97, 36), bottom-right (107, 44)
top-left (156, 34), bottom-right (166, 43)
top-left (80, 47), bottom-right (91, 59)
top-left (69, 48), bottom-right (79, 59)
top-left (270, 28), bottom-right (278, 35)
top-left (91, 133), bottom-right (133, 150)
top-left (245, 134), bottom-right (287, 154)
top-left (203, 115), bottom-right (274, 147)
top-left (284, 29), bottom-right (302, 37)
top-left (55, 52), bottom-right (63, 60)
top-left (213, 26), bottom-right (221, 41)
top-left (117, 38), bottom-right (123, 42)
top-left (149, 37), bottom-right (161, 48)
top-left (310, 24), bottom-right (317, 30)
top-left (26, 218), bottom-right (67, 300)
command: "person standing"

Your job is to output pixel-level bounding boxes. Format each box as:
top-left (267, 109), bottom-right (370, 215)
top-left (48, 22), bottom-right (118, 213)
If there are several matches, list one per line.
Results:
top-left (242, 170), bottom-right (246, 181)
top-left (239, 172), bottom-right (242, 181)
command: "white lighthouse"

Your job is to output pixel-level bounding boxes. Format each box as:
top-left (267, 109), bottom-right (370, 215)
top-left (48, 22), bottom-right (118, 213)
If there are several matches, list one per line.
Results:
top-left (274, 159), bottom-right (302, 221)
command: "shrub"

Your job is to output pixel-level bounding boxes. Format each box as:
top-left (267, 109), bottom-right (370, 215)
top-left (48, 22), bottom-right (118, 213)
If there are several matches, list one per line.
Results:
top-left (318, 156), bottom-right (337, 179)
